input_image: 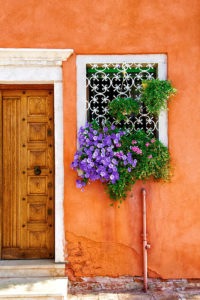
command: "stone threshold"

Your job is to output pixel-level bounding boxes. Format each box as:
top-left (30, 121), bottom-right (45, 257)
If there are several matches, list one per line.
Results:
top-left (0, 259), bottom-right (66, 278)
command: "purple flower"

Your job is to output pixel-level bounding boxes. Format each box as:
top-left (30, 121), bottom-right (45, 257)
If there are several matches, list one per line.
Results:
top-left (72, 122), bottom-right (143, 193)
top-left (133, 159), bottom-right (137, 167)
top-left (97, 143), bottom-right (103, 148)
top-left (104, 157), bottom-right (111, 166)
top-left (111, 158), bottom-right (118, 165)
top-left (76, 180), bottom-right (86, 189)
top-left (100, 171), bottom-right (106, 177)
top-left (93, 149), bottom-right (99, 158)
top-left (98, 133), bottom-right (103, 140)
top-left (148, 155), bottom-right (153, 159)
top-left (107, 147), bottom-right (114, 154)
top-left (110, 174), bottom-right (115, 180)
top-left (104, 136), bottom-right (112, 146)
top-left (109, 172), bottom-right (119, 183)
top-left (71, 161), bottom-right (78, 168)
top-left (145, 142), bottom-right (150, 147)
top-left (103, 127), bottom-right (108, 132)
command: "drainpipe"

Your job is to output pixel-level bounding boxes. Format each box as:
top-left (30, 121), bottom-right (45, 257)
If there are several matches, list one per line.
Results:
top-left (142, 188), bottom-right (151, 292)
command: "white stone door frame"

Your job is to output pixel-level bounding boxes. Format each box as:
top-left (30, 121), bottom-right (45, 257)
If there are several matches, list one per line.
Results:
top-left (0, 48), bottom-right (73, 262)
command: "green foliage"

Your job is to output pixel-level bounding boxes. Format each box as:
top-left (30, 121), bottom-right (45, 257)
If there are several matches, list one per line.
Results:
top-left (106, 130), bottom-right (171, 202)
top-left (130, 131), bottom-right (171, 181)
top-left (107, 174), bottom-right (135, 204)
top-left (108, 97), bottom-right (140, 122)
top-left (140, 79), bottom-right (176, 115)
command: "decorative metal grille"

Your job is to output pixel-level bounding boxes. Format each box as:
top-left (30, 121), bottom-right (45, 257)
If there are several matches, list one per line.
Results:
top-left (86, 62), bottom-right (158, 136)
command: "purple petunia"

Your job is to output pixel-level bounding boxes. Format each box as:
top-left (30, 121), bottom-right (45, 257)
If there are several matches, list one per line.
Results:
top-left (71, 123), bottom-right (138, 190)
top-left (76, 179), bottom-right (86, 189)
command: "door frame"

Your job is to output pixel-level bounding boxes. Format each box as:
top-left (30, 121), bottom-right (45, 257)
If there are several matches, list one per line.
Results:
top-left (0, 48), bottom-right (73, 262)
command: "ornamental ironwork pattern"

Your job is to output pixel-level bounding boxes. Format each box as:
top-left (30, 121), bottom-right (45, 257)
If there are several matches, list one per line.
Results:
top-left (86, 62), bottom-right (158, 136)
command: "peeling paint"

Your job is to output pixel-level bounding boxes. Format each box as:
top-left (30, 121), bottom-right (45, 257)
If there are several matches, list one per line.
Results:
top-left (66, 231), bottom-right (142, 278)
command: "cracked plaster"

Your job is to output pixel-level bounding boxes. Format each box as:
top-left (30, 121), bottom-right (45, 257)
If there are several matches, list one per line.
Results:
top-left (66, 231), bottom-right (142, 279)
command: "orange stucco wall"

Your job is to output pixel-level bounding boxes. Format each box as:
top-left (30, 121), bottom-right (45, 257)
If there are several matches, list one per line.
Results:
top-left (0, 0), bottom-right (200, 279)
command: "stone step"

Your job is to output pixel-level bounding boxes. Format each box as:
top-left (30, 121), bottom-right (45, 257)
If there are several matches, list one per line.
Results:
top-left (0, 277), bottom-right (68, 300)
top-left (0, 260), bottom-right (65, 277)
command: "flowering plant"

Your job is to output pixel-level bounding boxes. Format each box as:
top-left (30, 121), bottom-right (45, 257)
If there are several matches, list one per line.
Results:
top-left (71, 78), bottom-right (175, 203)
top-left (71, 121), bottom-right (170, 203)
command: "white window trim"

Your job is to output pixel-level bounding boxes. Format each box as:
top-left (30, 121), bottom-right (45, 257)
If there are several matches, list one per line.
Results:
top-left (0, 48), bottom-right (73, 262)
top-left (77, 54), bottom-right (168, 146)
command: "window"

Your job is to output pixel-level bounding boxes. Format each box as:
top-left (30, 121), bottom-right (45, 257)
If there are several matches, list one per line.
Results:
top-left (77, 55), bottom-right (168, 145)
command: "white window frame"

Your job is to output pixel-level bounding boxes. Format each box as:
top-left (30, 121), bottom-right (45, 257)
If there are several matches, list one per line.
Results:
top-left (0, 48), bottom-right (73, 262)
top-left (77, 54), bottom-right (168, 146)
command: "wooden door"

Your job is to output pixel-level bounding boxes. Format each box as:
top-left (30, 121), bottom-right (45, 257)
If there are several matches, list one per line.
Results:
top-left (0, 87), bottom-right (54, 259)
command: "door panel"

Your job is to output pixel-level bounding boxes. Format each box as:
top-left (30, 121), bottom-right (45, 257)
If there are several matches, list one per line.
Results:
top-left (2, 96), bottom-right (21, 251)
top-left (1, 89), bottom-right (54, 259)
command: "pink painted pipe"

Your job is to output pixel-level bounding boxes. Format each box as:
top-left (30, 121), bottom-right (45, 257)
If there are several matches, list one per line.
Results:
top-left (142, 188), bottom-right (151, 292)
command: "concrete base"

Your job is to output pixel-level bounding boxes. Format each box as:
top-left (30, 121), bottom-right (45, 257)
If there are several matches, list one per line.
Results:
top-left (0, 277), bottom-right (68, 300)
top-left (0, 260), bottom-right (68, 300)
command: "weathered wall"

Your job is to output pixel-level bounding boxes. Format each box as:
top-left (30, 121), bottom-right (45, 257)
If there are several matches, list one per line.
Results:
top-left (0, 0), bottom-right (199, 279)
